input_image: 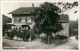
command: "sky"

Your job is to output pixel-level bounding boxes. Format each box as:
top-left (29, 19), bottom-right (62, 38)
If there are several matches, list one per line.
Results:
top-left (1, 1), bottom-right (79, 21)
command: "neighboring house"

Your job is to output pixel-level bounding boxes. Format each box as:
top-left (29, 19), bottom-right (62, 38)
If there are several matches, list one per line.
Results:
top-left (59, 14), bottom-right (69, 37)
top-left (2, 15), bottom-right (12, 36)
top-left (52, 14), bottom-right (69, 38)
top-left (3, 15), bottom-right (12, 29)
top-left (3, 15), bottom-right (12, 25)
top-left (9, 4), bottom-right (69, 37)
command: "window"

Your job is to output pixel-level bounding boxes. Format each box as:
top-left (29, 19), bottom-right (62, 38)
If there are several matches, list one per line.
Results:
top-left (17, 17), bottom-right (19, 20)
top-left (63, 24), bottom-right (65, 26)
top-left (22, 20), bottom-right (25, 23)
top-left (63, 30), bottom-right (66, 34)
top-left (25, 27), bottom-right (28, 30)
top-left (21, 17), bottom-right (25, 23)
top-left (15, 25), bottom-right (22, 30)
top-left (14, 17), bottom-right (21, 23)
top-left (27, 17), bottom-right (31, 23)
top-left (27, 19), bottom-right (31, 23)
top-left (11, 26), bottom-right (14, 29)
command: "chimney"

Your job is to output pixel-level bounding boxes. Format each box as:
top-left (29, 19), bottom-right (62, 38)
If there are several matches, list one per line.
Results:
top-left (32, 4), bottom-right (34, 8)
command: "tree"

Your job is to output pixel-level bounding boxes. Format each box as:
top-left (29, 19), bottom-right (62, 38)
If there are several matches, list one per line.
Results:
top-left (34, 2), bottom-right (63, 44)
top-left (57, 2), bottom-right (78, 13)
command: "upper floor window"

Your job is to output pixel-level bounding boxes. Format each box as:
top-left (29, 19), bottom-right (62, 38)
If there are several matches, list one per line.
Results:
top-left (17, 17), bottom-right (19, 20)
top-left (14, 17), bottom-right (21, 23)
top-left (63, 30), bottom-right (66, 34)
top-left (27, 17), bottom-right (31, 23)
top-left (62, 24), bottom-right (65, 26)
top-left (21, 17), bottom-right (25, 23)
top-left (14, 17), bottom-right (32, 24)
top-left (27, 19), bottom-right (31, 23)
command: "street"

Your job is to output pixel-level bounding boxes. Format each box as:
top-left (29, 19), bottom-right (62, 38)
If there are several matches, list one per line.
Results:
top-left (3, 36), bottom-right (78, 49)
top-left (54, 36), bottom-right (78, 49)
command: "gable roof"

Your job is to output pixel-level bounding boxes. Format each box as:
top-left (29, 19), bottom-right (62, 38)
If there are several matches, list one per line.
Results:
top-left (59, 14), bottom-right (69, 23)
top-left (9, 7), bottom-right (37, 14)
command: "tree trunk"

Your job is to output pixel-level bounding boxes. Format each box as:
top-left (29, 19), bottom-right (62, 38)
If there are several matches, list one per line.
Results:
top-left (47, 31), bottom-right (52, 44)
top-left (29, 35), bottom-right (31, 42)
top-left (48, 36), bottom-right (50, 44)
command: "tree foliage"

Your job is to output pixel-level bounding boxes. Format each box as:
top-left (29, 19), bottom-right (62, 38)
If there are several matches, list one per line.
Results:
top-left (34, 2), bottom-right (63, 35)
top-left (57, 2), bottom-right (78, 13)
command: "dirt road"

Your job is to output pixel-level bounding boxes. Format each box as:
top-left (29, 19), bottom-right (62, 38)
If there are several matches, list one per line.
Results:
top-left (54, 36), bottom-right (78, 50)
top-left (3, 36), bottom-right (78, 49)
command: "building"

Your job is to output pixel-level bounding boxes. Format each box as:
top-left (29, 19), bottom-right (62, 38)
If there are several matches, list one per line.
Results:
top-left (3, 15), bottom-right (12, 29)
top-left (3, 15), bottom-right (12, 25)
top-left (9, 4), bottom-right (36, 29)
top-left (52, 14), bottom-right (69, 38)
top-left (2, 15), bottom-right (12, 36)
top-left (58, 14), bottom-right (69, 37)
top-left (9, 4), bottom-right (69, 37)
